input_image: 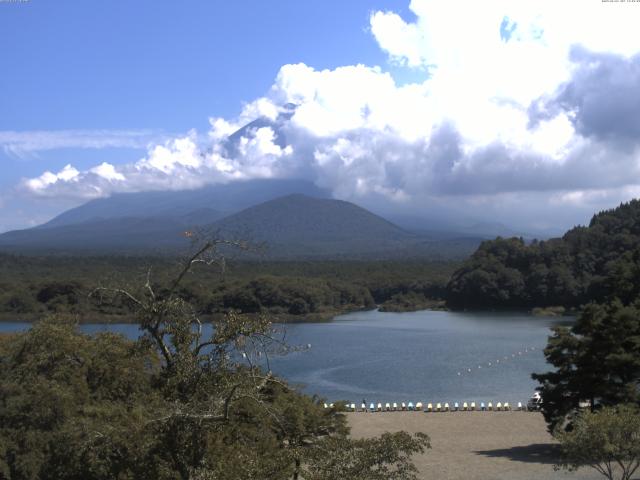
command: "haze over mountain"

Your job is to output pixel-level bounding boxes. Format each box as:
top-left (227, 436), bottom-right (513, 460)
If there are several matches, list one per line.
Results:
top-left (40, 178), bottom-right (328, 229)
top-left (0, 189), bottom-right (482, 259)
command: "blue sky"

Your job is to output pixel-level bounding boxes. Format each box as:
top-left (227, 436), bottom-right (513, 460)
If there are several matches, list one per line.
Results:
top-left (2, 1), bottom-right (409, 132)
top-left (0, 0), bottom-right (414, 230)
top-left (0, 0), bottom-right (401, 177)
top-left (2, 0), bottom-right (640, 233)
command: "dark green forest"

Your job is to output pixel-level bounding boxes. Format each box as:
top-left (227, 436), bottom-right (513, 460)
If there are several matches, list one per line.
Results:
top-left (0, 255), bottom-right (455, 322)
top-left (446, 200), bottom-right (640, 310)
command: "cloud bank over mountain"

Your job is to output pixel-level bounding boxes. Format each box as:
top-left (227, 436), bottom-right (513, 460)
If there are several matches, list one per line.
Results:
top-left (15, 0), bottom-right (640, 232)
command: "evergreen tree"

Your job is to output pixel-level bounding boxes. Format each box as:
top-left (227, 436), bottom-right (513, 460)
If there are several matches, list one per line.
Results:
top-left (532, 300), bottom-right (640, 431)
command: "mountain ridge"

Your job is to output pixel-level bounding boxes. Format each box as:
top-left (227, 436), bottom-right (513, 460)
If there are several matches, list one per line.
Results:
top-left (0, 193), bottom-right (483, 259)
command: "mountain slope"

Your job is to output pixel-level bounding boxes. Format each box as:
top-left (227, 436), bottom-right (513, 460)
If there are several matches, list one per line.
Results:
top-left (40, 178), bottom-right (329, 229)
top-left (0, 216), bottom-right (192, 254)
top-left (0, 193), bottom-right (482, 258)
top-left (213, 194), bottom-right (418, 258)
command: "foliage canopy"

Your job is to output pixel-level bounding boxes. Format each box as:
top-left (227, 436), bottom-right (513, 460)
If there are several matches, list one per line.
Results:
top-left (0, 241), bottom-right (430, 480)
top-left (554, 405), bottom-right (640, 480)
top-left (532, 300), bottom-right (640, 431)
top-left (447, 200), bottom-right (640, 309)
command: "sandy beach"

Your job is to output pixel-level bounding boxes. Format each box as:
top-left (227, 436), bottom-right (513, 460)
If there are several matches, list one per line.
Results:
top-left (347, 411), bottom-right (603, 480)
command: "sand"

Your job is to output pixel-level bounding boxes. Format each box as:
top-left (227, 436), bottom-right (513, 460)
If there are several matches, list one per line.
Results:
top-left (347, 411), bottom-right (604, 480)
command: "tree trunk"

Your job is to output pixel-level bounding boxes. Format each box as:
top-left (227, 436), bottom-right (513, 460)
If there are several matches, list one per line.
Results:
top-left (293, 457), bottom-right (301, 480)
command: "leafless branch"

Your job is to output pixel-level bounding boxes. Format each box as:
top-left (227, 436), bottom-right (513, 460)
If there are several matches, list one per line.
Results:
top-left (145, 267), bottom-right (156, 300)
top-left (89, 286), bottom-right (143, 307)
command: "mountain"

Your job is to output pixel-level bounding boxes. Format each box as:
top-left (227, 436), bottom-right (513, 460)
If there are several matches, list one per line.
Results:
top-left (222, 103), bottom-right (295, 157)
top-left (40, 178), bottom-right (328, 229)
top-left (0, 216), bottom-right (190, 253)
top-left (213, 194), bottom-right (418, 258)
top-left (0, 106), bottom-right (487, 259)
top-left (0, 193), bottom-right (483, 259)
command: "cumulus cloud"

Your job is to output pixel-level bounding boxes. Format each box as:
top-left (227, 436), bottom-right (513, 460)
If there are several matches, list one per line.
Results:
top-left (20, 125), bottom-right (294, 199)
top-left (15, 0), bottom-right (640, 230)
top-left (530, 48), bottom-right (640, 146)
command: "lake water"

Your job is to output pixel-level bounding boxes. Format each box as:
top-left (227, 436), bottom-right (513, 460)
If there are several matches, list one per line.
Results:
top-left (0, 309), bottom-right (563, 406)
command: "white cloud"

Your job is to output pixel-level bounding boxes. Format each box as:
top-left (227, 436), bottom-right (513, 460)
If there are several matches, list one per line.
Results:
top-left (14, 0), bottom-right (640, 230)
top-left (138, 133), bottom-right (202, 174)
top-left (24, 164), bottom-right (80, 193)
top-left (20, 124), bottom-right (295, 199)
top-left (0, 129), bottom-right (168, 158)
top-left (90, 162), bottom-right (126, 182)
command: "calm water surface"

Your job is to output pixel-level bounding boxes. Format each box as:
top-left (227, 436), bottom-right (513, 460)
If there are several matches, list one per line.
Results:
top-left (1, 309), bottom-right (563, 405)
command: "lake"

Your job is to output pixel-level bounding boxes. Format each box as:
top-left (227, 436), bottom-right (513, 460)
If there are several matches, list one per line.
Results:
top-left (0, 309), bottom-right (563, 406)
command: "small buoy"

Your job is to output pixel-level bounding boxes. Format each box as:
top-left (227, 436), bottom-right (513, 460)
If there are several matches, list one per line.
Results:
top-left (467, 368), bottom-right (472, 372)
top-left (478, 365), bottom-right (482, 369)
top-left (457, 372), bottom-right (461, 376)
top-left (488, 362), bottom-right (492, 366)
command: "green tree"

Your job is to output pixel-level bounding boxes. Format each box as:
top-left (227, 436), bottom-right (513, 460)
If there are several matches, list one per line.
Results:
top-left (554, 405), bottom-right (640, 480)
top-left (532, 300), bottom-right (640, 431)
top-left (303, 431), bottom-right (430, 480)
top-left (0, 239), bottom-right (430, 480)
top-left (0, 317), bottom-right (160, 480)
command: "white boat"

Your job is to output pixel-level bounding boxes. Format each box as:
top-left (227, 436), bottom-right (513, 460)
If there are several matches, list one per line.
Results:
top-left (527, 392), bottom-right (543, 411)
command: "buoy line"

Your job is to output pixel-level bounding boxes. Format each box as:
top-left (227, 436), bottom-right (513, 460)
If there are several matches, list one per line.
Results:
top-left (455, 346), bottom-right (540, 377)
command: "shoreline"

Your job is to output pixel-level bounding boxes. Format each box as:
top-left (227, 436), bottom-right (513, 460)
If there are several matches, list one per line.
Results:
top-left (0, 303), bottom-right (575, 325)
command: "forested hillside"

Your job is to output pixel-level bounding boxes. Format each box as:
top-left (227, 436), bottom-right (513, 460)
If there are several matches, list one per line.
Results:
top-left (0, 255), bottom-right (455, 322)
top-left (446, 200), bottom-right (640, 309)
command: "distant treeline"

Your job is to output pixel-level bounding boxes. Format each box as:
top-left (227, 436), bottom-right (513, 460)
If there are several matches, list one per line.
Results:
top-left (0, 255), bottom-right (456, 322)
top-left (446, 199), bottom-right (640, 310)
